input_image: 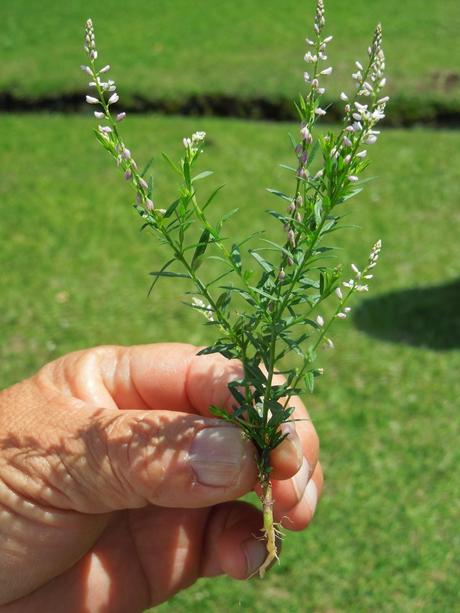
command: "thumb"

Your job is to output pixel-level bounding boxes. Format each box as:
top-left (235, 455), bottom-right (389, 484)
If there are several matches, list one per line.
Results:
top-left (32, 407), bottom-right (258, 513)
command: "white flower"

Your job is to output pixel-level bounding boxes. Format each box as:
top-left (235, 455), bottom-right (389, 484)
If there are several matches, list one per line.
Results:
top-left (314, 169), bottom-right (324, 180)
top-left (94, 111), bottom-right (104, 119)
top-left (316, 315), bottom-right (325, 327)
top-left (356, 150), bottom-right (367, 158)
top-left (192, 131), bottom-right (206, 142)
top-left (300, 125), bottom-right (312, 143)
top-left (81, 65), bottom-right (92, 76)
top-left (335, 287), bottom-right (343, 299)
top-left (85, 95), bottom-right (99, 104)
top-left (348, 175), bottom-right (359, 182)
top-left (351, 263), bottom-right (360, 275)
top-left (108, 92), bottom-right (119, 105)
top-left (364, 134), bottom-right (378, 145)
top-left (192, 297), bottom-right (214, 321)
top-left (336, 312), bottom-right (347, 319)
top-left (304, 52), bottom-right (317, 63)
top-left (340, 92), bottom-right (348, 101)
top-left (99, 64), bottom-right (110, 74)
top-left (324, 338), bottom-right (335, 350)
top-left (321, 67), bottom-right (333, 75)
top-left (355, 284), bottom-right (369, 292)
top-left (287, 229), bottom-right (296, 246)
top-left (315, 107), bottom-right (326, 116)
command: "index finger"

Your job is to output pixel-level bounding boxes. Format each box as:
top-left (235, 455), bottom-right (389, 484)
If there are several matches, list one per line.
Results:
top-left (38, 343), bottom-right (243, 414)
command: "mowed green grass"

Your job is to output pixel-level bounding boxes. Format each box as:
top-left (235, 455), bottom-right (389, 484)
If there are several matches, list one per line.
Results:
top-left (0, 0), bottom-right (459, 105)
top-left (1, 114), bottom-right (459, 611)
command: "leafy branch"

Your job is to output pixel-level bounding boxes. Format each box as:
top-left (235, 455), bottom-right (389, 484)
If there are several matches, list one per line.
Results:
top-left (82, 0), bottom-right (387, 577)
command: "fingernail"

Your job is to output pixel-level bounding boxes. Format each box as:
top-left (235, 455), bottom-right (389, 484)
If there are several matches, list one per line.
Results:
top-left (190, 426), bottom-right (248, 487)
top-left (243, 538), bottom-right (267, 577)
top-left (281, 422), bottom-right (303, 465)
top-left (304, 479), bottom-right (318, 515)
top-left (293, 457), bottom-right (311, 501)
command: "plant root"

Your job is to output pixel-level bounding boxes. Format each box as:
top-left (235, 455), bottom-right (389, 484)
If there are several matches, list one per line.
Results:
top-left (250, 479), bottom-right (283, 578)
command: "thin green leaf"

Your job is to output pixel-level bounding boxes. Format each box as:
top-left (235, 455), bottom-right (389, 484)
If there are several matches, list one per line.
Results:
top-left (163, 198), bottom-right (181, 218)
top-left (304, 371), bottom-right (315, 393)
top-left (266, 188), bottom-right (293, 202)
top-left (202, 185), bottom-right (225, 211)
top-left (141, 157), bottom-right (154, 178)
top-left (230, 243), bottom-right (242, 271)
top-left (147, 258), bottom-right (175, 295)
top-left (192, 170), bottom-right (214, 183)
top-left (191, 228), bottom-right (211, 271)
top-left (249, 250), bottom-right (273, 273)
top-left (149, 270), bottom-right (191, 280)
top-left (161, 152), bottom-right (181, 175)
top-left (183, 158), bottom-right (191, 187)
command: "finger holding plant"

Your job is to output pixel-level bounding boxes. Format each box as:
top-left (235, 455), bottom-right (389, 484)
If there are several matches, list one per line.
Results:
top-left (82, 0), bottom-right (387, 578)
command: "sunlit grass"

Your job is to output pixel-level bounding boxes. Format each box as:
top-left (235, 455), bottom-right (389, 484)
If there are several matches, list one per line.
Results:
top-left (0, 114), bottom-right (459, 611)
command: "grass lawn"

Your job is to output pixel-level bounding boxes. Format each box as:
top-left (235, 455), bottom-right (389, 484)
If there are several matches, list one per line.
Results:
top-left (1, 114), bottom-right (459, 611)
top-left (0, 0), bottom-right (459, 109)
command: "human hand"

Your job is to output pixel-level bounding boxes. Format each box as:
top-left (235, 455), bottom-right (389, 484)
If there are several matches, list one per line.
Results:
top-left (0, 343), bottom-right (322, 612)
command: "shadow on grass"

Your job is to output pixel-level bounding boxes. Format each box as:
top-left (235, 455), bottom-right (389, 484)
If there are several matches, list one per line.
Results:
top-left (353, 279), bottom-right (460, 350)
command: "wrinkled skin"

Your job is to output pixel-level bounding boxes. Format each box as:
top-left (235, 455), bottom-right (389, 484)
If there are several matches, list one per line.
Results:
top-left (0, 344), bottom-right (322, 612)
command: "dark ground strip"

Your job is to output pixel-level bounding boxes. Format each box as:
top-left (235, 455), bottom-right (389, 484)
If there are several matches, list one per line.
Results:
top-left (1, 91), bottom-right (459, 128)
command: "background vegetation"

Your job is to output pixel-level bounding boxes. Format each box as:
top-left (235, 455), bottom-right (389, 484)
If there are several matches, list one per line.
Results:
top-left (0, 0), bottom-right (459, 122)
top-left (0, 1), bottom-right (459, 611)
